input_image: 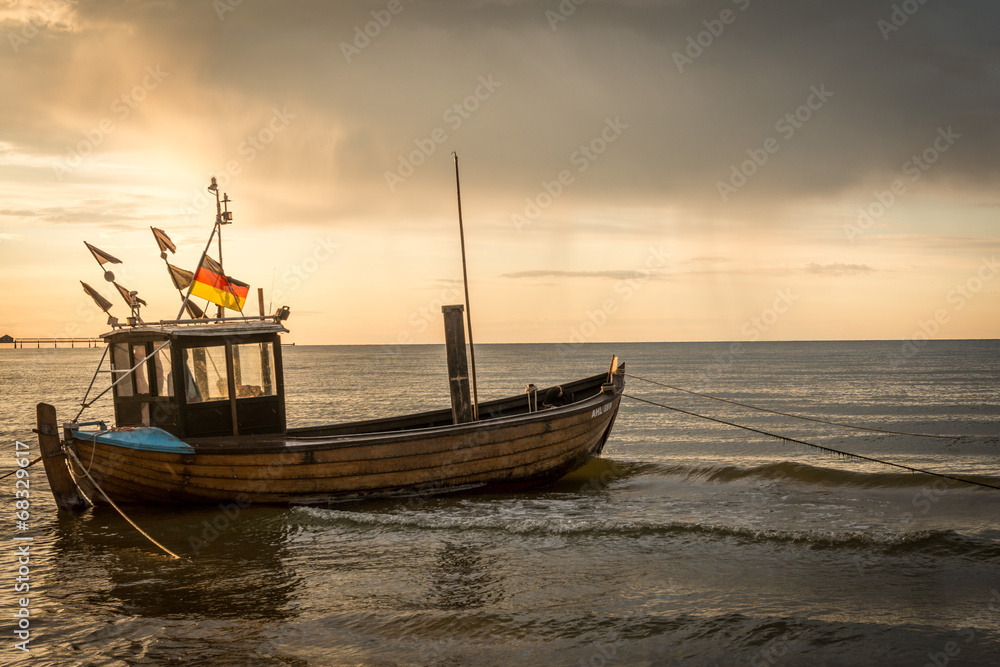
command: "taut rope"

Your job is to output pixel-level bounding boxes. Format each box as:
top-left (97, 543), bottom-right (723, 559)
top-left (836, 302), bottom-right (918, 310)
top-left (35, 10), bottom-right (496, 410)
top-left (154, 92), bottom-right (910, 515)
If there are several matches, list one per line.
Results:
top-left (622, 393), bottom-right (1000, 492)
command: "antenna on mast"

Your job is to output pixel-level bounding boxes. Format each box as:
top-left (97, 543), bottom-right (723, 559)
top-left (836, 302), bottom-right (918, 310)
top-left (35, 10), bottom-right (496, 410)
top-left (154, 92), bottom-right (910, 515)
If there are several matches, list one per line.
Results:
top-left (208, 177), bottom-right (234, 318)
top-left (177, 175), bottom-right (247, 320)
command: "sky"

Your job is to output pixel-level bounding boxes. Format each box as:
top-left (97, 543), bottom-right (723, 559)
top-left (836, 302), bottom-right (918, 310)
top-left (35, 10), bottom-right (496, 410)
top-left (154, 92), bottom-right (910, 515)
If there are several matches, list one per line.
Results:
top-left (0, 0), bottom-right (998, 345)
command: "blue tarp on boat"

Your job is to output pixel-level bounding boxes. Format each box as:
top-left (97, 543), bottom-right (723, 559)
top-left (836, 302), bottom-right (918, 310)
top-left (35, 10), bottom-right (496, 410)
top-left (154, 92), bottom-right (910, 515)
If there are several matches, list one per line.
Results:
top-left (71, 427), bottom-right (195, 453)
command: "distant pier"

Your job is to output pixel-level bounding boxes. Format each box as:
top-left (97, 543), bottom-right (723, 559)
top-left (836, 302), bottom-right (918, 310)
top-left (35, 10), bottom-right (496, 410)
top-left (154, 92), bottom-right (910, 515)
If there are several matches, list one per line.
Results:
top-left (1, 335), bottom-right (103, 349)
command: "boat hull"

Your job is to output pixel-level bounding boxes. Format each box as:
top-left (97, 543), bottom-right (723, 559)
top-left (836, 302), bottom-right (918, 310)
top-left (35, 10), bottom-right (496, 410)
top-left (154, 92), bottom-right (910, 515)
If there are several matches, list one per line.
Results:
top-left (65, 374), bottom-right (623, 505)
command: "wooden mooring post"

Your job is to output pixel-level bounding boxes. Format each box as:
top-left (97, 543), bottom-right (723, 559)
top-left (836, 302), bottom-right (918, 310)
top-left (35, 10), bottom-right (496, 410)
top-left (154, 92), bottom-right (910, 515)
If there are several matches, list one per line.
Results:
top-left (35, 403), bottom-right (92, 511)
top-left (442, 305), bottom-right (474, 425)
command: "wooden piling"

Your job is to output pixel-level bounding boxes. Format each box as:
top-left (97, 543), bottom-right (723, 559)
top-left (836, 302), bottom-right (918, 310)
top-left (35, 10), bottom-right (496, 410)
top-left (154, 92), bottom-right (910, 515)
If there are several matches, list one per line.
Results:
top-left (442, 305), bottom-right (474, 424)
top-left (36, 403), bottom-right (92, 511)
top-left (258, 287), bottom-right (266, 316)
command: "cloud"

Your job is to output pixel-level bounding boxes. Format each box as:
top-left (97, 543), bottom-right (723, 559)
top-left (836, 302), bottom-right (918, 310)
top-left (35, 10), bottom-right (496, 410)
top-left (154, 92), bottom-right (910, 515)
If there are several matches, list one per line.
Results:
top-left (502, 262), bottom-right (879, 281)
top-left (501, 269), bottom-right (663, 280)
top-left (0, 0), bottom-right (80, 31)
top-left (802, 262), bottom-right (876, 276)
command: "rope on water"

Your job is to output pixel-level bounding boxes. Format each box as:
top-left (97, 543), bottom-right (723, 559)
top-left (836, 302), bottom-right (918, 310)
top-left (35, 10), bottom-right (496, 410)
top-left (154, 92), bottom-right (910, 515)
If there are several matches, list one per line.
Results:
top-left (626, 373), bottom-right (960, 440)
top-left (0, 455), bottom-right (42, 481)
top-left (622, 393), bottom-right (1000, 492)
top-left (64, 448), bottom-right (183, 559)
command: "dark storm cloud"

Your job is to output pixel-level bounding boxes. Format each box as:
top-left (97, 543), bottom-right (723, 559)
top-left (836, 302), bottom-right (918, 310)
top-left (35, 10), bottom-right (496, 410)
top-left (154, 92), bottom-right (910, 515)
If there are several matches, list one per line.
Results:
top-left (4, 0), bottom-right (998, 214)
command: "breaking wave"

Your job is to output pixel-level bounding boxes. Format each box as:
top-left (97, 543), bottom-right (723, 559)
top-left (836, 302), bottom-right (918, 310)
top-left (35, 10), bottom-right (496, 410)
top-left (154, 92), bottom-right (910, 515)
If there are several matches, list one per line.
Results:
top-left (295, 506), bottom-right (1000, 559)
top-left (594, 459), bottom-right (998, 490)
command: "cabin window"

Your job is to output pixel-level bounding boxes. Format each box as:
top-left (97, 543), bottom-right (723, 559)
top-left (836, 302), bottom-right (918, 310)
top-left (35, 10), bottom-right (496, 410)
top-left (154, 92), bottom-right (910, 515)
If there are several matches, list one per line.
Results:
top-left (153, 344), bottom-right (173, 397)
top-left (183, 345), bottom-right (230, 403)
top-left (233, 342), bottom-right (276, 398)
top-left (132, 344), bottom-right (150, 394)
top-left (112, 343), bottom-right (133, 397)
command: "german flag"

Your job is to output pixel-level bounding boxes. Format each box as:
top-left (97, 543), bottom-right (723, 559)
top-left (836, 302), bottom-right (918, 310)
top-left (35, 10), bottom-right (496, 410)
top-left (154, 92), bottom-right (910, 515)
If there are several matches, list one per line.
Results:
top-left (189, 255), bottom-right (248, 312)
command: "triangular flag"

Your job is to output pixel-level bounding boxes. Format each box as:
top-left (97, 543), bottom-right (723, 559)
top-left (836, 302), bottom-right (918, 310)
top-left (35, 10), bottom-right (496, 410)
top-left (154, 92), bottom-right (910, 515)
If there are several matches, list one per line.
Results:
top-left (113, 282), bottom-right (147, 308)
top-left (84, 241), bottom-right (122, 266)
top-left (151, 227), bottom-right (176, 254)
top-left (81, 281), bottom-right (114, 313)
top-left (186, 301), bottom-right (206, 319)
top-left (166, 263), bottom-right (193, 290)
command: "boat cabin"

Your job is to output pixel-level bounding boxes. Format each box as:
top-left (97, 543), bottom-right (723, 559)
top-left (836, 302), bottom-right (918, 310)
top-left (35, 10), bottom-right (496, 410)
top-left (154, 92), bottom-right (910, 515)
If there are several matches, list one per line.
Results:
top-left (103, 319), bottom-right (287, 438)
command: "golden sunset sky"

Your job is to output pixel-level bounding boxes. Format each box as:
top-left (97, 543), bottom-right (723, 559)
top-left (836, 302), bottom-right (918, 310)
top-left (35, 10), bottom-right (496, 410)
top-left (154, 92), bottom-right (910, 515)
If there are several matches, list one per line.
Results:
top-left (1, 0), bottom-right (997, 345)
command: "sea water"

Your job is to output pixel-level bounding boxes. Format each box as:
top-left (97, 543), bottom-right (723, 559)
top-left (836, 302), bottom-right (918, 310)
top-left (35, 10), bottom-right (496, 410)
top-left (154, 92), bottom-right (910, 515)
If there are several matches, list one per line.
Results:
top-left (0, 340), bottom-right (998, 666)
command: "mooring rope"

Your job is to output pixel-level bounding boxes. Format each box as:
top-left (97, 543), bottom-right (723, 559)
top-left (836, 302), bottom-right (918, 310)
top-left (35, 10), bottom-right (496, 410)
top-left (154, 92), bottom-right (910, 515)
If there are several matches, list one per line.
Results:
top-left (64, 448), bottom-right (183, 559)
top-left (626, 373), bottom-right (960, 440)
top-left (0, 455), bottom-right (42, 481)
top-left (622, 393), bottom-right (1000, 492)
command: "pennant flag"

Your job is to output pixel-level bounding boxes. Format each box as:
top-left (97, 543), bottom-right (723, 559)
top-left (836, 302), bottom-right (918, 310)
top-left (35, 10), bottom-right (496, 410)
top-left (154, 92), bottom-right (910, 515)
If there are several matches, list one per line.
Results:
top-left (113, 282), bottom-right (147, 309)
top-left (151, 227), bottom-right (176, 255)
top-left (185, 300), bottom-right (206, 319)
top-left (189, 255), bottom-right (248, 312)
top-left (81, 281), bottom-right (114, 313)
top-left (166, 262), bottom-right (193, 290)
top-left (84, 241), bottom-right (122, 281)
top-left (84, 241), bottom-right (122, 265)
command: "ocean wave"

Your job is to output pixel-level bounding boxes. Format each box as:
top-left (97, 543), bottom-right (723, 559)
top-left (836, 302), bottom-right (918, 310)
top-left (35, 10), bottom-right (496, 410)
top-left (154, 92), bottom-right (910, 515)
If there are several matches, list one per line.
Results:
top-left (294, 506), bottom-right (1000, 558)
top-left (605, 459), bottom-right (999, 490)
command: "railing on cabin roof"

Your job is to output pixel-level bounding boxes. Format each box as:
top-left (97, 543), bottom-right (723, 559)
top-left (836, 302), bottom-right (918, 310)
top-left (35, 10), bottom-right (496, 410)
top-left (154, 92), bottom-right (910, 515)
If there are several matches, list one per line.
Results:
top-left (109, 314), bottom-right (285, 330)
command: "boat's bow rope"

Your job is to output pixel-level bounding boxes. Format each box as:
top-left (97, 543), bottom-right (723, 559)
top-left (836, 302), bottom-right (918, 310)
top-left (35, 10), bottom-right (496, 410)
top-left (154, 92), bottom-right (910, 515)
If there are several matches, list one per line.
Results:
top-left (0, 455), bottom-right (42, 481)
top-left (64, 448), bottom-right (183, 559)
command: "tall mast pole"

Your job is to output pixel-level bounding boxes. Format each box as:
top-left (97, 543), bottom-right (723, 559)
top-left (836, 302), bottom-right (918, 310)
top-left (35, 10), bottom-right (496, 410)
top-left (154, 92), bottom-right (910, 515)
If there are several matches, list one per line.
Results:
top-left (176, 221), bottom-right (218, 320)
top-left (213, 180), bottom-right (224, 319)
top-left (453, 152), bottom-right (479, 420)
top-left (176, 177), bottom-right (222, 320)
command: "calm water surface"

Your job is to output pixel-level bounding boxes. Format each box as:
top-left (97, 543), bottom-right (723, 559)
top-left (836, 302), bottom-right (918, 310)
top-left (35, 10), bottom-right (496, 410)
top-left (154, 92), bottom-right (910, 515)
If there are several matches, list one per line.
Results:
top-left (1, 341), bottom-right (999, 666)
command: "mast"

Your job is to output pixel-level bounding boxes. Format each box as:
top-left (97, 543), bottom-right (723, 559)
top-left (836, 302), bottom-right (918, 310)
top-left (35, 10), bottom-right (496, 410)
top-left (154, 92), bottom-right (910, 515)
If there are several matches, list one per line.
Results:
top-left (211, 179), bottom-right (231, 318)
top-left (175, 220), bottom-right (219, 320)
top-left (452, 152), bottom-right (479, 420)
top-left (177, 176), bottom-right (239, 320)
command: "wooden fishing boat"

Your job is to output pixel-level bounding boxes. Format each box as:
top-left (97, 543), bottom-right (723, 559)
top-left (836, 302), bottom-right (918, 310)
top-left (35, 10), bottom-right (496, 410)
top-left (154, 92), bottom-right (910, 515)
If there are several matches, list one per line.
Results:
top-left (37, 317), bottom-right (623, 507)
top-left (35, 170), bottom-right (624, 509)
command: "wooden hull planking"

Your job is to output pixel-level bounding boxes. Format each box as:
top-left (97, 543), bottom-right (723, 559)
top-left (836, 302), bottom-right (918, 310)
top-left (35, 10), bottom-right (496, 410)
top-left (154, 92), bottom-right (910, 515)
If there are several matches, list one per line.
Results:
top-left (67, 391), bottom-right (621, 505)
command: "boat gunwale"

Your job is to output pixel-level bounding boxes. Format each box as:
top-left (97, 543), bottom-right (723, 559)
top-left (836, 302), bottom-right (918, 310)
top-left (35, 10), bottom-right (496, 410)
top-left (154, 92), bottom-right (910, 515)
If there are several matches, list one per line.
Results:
top-left (70, 367), bottom-right (623, 456)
